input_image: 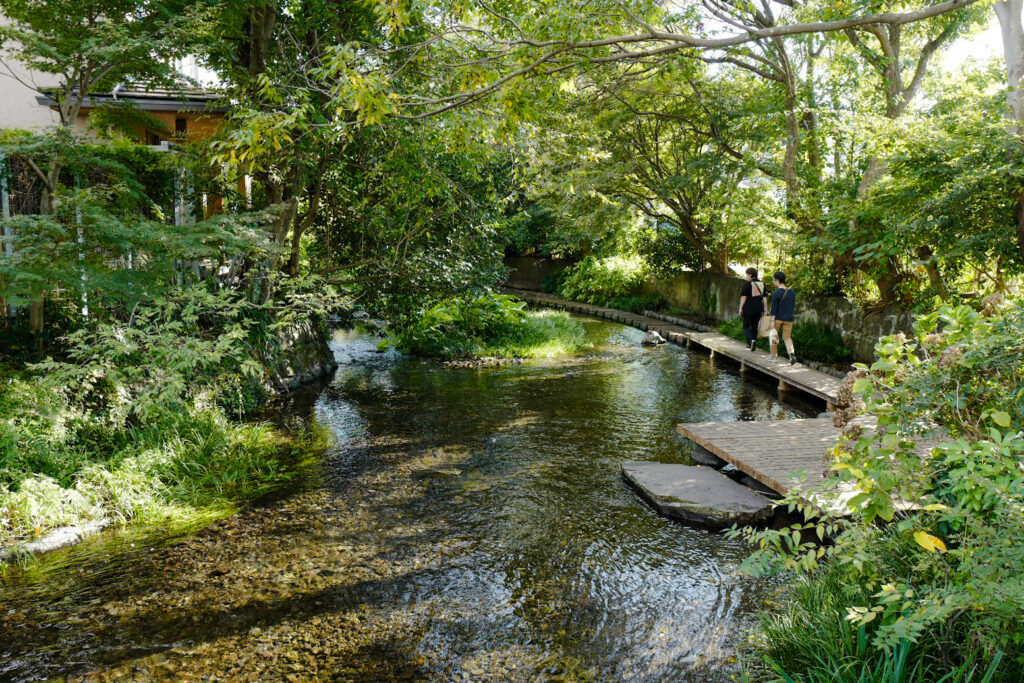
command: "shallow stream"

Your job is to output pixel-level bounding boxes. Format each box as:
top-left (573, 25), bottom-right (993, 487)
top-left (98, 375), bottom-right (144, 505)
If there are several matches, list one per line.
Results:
top-left (0, 317), bottom-right (819, 682)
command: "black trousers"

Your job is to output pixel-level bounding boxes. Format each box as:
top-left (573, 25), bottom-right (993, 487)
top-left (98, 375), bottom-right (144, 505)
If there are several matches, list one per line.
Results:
top-left (742, 311), bottom-right (761, 344)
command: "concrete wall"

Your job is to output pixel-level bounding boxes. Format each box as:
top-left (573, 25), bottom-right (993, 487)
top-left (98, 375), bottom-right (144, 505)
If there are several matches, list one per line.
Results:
top-left (502, 255), bottom-right (573, 291)
top-left (0, 57), bottom-right (60, 130)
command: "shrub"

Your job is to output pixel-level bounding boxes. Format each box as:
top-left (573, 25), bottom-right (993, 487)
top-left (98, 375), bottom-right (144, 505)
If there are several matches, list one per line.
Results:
top-left (791, 322), bottom-right (852, 364)
top-left (541, 267), bottom-right (569, 294)
top-left (754, 559), bottom-right (1004, 683)
top-left (480, 308), bottom-right (588, 359)
top-left (394, 291), bottom-right (527, 357)
top-left (0, 282), bottom-right (338, 550)
top-left (603, 294), bottom-right (665, 314)
top-left (393, 291), bottom-right (588, 359)
top-left (557, 255), bottom-right (648, 304)
top-left (0, 406), bottom-right (326, 547)
top-left (731, 303), bottom-right (1024, 679)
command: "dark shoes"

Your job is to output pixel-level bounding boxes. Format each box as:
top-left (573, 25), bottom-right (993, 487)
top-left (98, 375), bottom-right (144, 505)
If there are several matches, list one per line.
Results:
top-left (749, 340), bottom-right (756, 352)
top-left (790, 355), bottom-right (797, 365)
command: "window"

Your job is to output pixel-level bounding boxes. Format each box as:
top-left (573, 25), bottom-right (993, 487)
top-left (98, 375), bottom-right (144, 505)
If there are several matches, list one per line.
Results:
top-left (175, 117), bottom-right (187, 136)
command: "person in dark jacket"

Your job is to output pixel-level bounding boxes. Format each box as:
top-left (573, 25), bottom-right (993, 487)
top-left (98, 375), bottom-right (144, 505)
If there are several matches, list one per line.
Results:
top-left (769, 271), bottom-right (797, 364)
top-left (737, 267), bottom-right (766, 352)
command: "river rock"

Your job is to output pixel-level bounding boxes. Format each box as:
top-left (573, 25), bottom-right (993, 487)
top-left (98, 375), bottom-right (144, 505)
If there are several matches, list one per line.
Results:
top-left (690, 446), bottom-right (726, 468)
top-left (269, 318), bottom-right (339, 391)
top-left (621, 461), bottom-right (774, 527)
top-left (1, 519), bottom-right (111, 561)
top-left (641, 330), bottom-right (666, 346)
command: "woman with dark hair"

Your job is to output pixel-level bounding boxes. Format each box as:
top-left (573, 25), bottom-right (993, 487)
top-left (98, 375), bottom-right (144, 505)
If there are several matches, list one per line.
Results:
top-left (737, 267), bottom-right (766, 352)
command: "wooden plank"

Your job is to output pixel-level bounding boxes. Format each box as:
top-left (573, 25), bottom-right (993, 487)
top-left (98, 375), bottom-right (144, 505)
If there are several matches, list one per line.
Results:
top-left (678, 419), bottom-right (837, 494)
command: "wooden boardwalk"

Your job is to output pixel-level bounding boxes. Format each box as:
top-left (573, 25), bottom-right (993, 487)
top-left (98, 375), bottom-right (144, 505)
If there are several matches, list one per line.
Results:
top-left (677, 419), bottom-right (838, 494)
top-left (505, 287), bottom-right (845, 407)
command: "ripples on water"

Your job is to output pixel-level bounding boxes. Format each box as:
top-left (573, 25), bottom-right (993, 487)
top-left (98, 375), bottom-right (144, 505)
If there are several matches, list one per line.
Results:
top-left (0, 317), bottom-right (819, 682)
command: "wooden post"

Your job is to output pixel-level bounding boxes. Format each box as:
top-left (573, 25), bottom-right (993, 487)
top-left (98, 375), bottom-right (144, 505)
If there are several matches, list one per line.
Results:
top-left (779, 379), bottom-right (792, 392)
top-left (826, 400), bottom-right (836, 412)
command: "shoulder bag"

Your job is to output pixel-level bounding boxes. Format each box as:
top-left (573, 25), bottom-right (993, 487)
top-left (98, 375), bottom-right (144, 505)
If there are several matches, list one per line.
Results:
top-left (756, 282), bottom-right (773, 338)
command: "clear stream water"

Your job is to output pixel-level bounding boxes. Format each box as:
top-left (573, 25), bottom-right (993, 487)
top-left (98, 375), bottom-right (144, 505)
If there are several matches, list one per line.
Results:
top-left (0, 317), bottom-right (820, 682)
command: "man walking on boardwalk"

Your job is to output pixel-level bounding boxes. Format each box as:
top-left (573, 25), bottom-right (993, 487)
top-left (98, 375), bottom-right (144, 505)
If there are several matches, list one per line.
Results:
top-left (769, 271), bottom-right (797, 365)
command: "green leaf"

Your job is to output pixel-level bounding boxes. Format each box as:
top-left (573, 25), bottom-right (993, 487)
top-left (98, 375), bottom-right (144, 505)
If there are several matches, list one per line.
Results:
top-left (991, 410), bottom-right (1011, 428)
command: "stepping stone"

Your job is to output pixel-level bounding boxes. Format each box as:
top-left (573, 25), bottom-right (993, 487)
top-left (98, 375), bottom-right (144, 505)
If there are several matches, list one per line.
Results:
top-left (621, 461), bottom-right (774, 527)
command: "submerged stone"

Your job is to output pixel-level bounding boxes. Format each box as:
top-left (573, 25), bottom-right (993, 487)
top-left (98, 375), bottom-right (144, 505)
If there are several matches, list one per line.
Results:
top-left (621, 461), bottom-right (774, 527)
top-left (641, 330), bottom-right (666, 346)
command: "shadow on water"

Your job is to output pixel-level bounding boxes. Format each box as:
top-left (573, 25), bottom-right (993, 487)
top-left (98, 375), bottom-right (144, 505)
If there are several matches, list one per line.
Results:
top-left (0, 317), bottom-right (817, 682)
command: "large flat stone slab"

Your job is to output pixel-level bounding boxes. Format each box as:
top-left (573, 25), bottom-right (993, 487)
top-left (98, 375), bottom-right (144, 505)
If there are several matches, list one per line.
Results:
top-left (622, 461), bottom-right (774, 527)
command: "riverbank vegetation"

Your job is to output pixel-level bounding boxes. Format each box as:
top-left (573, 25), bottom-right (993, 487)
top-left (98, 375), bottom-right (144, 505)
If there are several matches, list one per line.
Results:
top-left (733, 303), bottom-right (1024, 680)
top-left (0, 281), bottom-right (336, 551)
top-left (391, 292), bottom-right (587, 359)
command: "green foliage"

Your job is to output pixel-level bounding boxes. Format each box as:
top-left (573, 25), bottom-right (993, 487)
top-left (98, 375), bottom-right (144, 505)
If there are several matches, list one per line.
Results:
top-left (0, 398), bottom-right (326, 548)
top-left (755, 562), bottom-right (1004, 683)
top-left (730, 303), bottom-right (1024, 677)
top-left (602, 295), bottom-right (665, 314)
top-left (699, 286), bottom-right (718, 314)
top-left (557, 255), bottom-right (648, 303)
top-left (0, 281), bottom-right (339, 548)
top-left (392, 291), bottom-right (587, 359)
top-left (541, 266), bottom-right (569, 294)
top-left (481, 309), bottom-right (589, 359)
top-left (717, 317), bottom-right (852, 363)
top-left (32, 286), bottom-right (267, 423)
top-left (719, 317), bottom-right (767, 349)
top-left (0, 130), bottom-right (272, 316)
top-left (394, 291), bottom-right (527, 357)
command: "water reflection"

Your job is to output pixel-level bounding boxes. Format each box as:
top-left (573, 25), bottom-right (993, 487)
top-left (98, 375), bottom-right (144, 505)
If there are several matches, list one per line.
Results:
top-left (0, 316), bottom-right (816, 682)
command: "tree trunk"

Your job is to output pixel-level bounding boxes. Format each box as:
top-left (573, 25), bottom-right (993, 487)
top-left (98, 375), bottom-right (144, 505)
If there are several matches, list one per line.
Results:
top-left (915, 245), bottom-right (952, 301)
top-left (994, 0), bottom-right (1024, 262)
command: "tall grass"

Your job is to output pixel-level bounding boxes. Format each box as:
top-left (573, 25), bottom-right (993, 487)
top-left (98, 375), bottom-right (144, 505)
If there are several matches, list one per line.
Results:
top-left (750, 564), bottom-right (1005, 683)
top-left (0, 403), bottom-right (328, 550)
top-left (393, 292), bottom-right (590, 359)
top-left (481, 309), bottom-right (590, 358)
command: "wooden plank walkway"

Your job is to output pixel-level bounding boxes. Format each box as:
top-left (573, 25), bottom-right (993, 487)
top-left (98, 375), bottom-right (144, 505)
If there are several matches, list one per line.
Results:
top-left (504, 287), bottom-right (845, 407)
top-left (677, 419), bottom-right (837, 495)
